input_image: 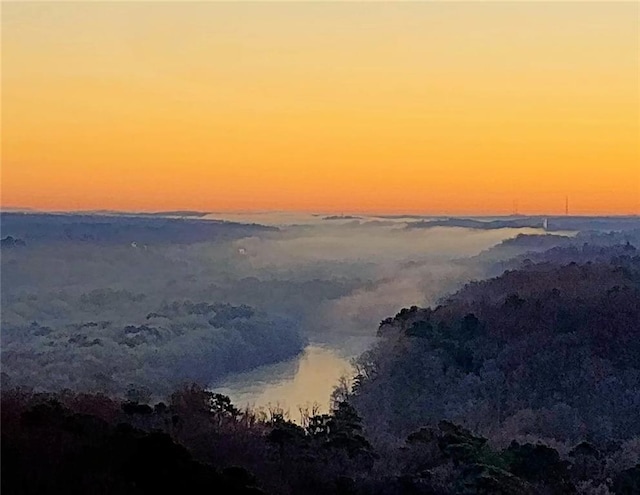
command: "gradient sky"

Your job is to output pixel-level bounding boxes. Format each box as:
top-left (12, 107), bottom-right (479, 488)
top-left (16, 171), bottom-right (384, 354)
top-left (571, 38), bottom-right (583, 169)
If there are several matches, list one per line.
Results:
top-left (2, 2), bottom-right (639, 215)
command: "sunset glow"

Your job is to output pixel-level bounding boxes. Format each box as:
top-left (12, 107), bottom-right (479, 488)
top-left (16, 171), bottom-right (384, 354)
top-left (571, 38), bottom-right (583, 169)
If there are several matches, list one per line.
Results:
top-left (3, 2), bottom-right (639, 215)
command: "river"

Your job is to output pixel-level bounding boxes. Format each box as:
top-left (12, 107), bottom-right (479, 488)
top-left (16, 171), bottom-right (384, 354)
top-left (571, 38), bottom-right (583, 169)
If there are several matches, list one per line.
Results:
top-left (211, 338), bottom-right (376, 419)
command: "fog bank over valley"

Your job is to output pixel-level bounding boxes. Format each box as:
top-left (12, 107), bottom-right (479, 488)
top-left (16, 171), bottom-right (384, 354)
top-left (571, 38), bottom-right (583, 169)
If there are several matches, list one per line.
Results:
top-left (2, 211), bottom-right (638, 409)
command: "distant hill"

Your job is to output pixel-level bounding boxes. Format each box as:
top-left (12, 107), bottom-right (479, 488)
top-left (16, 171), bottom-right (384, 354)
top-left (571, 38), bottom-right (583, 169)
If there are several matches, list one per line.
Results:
top-left (407, 215), bottom-right (640, 232)
top-left (0, 212), bottom-right (276, 246)
top-left (476, 229), bottom-right (640, 276)
top-left (81, 210), bottom-right (212, 218)
top-left (322, 215), bottom-right (362, 221)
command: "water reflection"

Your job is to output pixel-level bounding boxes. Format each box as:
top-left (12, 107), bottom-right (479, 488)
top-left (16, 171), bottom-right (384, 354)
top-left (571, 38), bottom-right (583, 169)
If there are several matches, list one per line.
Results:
top-left (211, 340), bottom-right (374, 418)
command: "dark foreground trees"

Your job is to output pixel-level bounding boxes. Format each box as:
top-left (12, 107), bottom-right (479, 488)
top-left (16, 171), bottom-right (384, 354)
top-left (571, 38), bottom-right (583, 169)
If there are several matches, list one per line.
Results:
top-left (1, 386), bottom-right (379, 495)
top-left (3, 385), bottom-right (639, 495)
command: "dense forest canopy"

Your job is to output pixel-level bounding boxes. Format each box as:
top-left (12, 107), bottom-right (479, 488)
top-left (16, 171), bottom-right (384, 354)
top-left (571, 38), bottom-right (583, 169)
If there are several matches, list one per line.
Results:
top-left (355, 245), bottom-right (640, 444)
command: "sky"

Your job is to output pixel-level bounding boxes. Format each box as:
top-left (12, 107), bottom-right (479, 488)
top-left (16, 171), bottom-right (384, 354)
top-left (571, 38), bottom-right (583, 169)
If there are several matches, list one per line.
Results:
top-left (2, 2), bottom-right (639, 215)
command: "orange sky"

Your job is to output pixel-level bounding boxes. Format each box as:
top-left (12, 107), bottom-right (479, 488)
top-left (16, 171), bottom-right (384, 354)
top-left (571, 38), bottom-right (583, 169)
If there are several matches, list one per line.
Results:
top-left (2, 2), bottom-right (639, 215)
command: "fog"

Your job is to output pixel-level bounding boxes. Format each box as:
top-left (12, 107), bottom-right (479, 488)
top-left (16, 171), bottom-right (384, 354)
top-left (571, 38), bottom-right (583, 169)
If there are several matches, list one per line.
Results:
top-left (1, 211), bottom-right (552, 402)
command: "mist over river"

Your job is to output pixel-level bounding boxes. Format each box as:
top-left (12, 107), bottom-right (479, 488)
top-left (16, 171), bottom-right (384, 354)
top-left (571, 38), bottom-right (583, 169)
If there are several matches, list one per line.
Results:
top-left (2, 210), bottom-right (563, 397)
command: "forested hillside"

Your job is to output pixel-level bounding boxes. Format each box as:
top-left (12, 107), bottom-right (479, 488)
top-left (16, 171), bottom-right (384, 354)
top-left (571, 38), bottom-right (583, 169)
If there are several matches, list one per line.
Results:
top-left (356, 245), bottom-right (640, 441)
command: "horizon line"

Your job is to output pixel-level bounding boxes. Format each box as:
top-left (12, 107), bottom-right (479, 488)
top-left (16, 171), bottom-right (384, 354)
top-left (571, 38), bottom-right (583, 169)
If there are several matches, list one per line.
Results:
top-left (1, 206), bottom-right (638, 219)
